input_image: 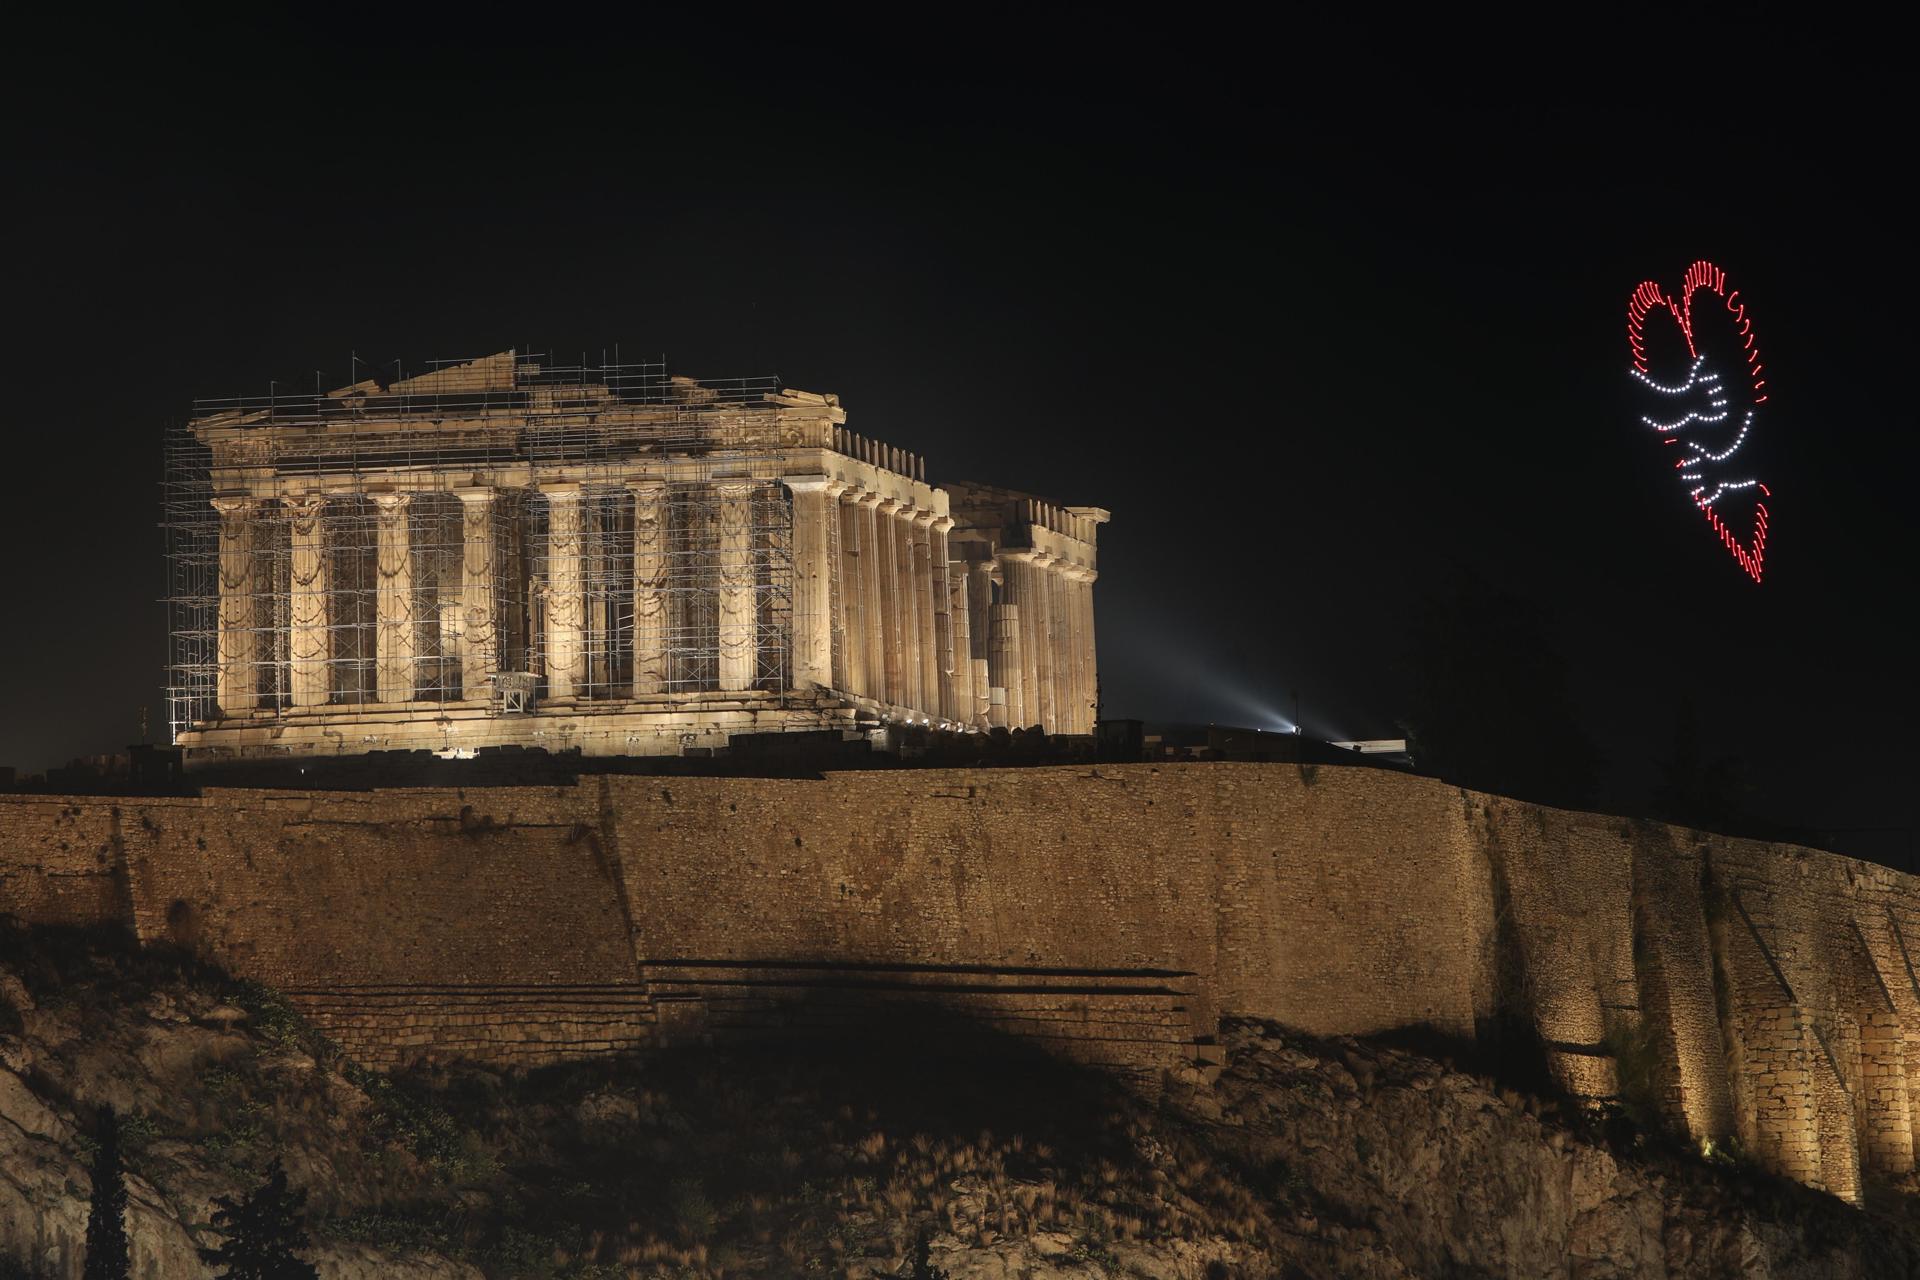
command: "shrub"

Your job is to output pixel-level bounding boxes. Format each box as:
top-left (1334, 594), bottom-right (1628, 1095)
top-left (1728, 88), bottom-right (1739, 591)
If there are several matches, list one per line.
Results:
top-left (230, 980), bottom-right (317, 1055)
top-left (670, 1177), bottom-right (718, 1243)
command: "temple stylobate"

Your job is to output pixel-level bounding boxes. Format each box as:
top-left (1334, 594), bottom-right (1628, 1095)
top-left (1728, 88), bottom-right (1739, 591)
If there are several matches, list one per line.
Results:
top-left (164, 351), bottom-right (1105, 763)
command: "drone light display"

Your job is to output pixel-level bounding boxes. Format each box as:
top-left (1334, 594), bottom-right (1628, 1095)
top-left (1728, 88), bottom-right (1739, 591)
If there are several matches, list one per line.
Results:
top-left (1626, 260), bottom-right (1770, 583)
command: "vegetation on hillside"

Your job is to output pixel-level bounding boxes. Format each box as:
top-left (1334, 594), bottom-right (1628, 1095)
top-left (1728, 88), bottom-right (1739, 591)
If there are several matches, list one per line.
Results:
top-left (2, 922), bottom-right (1914, 1279)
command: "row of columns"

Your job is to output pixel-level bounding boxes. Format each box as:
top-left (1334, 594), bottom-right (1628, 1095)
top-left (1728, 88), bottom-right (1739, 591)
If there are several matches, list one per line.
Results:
top-left (214, 491), bottom-right (503, 716)
top-left (827, 484), bottom-right (962, 720)
top-left (551, 479), bottom-right (766, 700)
top-left (210, 480), bottom-right (1098, 734)
top-left (988, 550), bottom-right (1098, 734)
top-left (212, 479), bottom-right (781, 716)
top-left (818, 485), bottom-right (1098, 733)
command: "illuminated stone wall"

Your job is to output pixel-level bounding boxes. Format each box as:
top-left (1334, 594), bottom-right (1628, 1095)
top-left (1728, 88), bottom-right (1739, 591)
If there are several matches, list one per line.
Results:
top-left (2, 764), bottom-right (1914, 1199)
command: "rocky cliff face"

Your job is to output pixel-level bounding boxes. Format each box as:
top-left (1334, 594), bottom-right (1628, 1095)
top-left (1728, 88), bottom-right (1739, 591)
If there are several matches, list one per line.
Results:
top-left (1, 925), bottom-right (1911, 1279)
top-left (1187, 1022), bottom-right (1915, 1279)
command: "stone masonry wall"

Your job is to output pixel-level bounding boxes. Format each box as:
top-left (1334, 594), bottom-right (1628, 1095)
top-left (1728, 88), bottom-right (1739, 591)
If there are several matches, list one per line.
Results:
top-left (1, 764), bottom-right (1915, 1199)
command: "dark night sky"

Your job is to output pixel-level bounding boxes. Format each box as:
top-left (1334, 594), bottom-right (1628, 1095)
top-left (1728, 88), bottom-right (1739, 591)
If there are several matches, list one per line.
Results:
top-left (5, 22), bottom-right (1913, 865)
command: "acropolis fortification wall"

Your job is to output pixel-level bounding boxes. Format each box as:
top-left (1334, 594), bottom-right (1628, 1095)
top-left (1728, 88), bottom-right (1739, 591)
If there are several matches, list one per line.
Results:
top-left (2, 763), bottom-right (1914, 1202)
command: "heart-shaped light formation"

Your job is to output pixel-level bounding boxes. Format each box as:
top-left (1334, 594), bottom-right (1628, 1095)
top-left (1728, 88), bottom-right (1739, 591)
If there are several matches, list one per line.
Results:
top-left (1626, 260), bottom-right (1771, 583)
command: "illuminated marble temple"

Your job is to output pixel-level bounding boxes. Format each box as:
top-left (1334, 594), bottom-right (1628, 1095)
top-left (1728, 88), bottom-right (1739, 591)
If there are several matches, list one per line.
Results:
top-left (163, 352), bottom-right (1105, 763)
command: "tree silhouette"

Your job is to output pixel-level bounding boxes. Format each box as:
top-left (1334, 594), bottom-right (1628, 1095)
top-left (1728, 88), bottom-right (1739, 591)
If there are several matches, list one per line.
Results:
top-left (196, 1159), bottom-right (319, 1280)
top-left (82, 1105), bottom-right (130, 1280)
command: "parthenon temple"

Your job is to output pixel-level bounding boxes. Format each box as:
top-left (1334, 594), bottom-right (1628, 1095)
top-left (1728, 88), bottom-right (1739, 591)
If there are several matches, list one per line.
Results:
top-left (165, 351), bottom-right (1106, 762)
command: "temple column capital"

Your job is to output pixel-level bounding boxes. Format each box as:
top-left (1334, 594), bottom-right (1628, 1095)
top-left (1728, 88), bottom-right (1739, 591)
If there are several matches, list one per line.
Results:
top-left (782, 474), bottom-right (836, 495)
top-left (210, 495), bottom-right (258, 515)
top-left (536, 481), bottom-right (581, 498)
top-left (369, 491), bottom-right (414, 510)
top-left (930, 515), bottom-right (955, 535)
top-left (453, 485), bottom-right (495, 504)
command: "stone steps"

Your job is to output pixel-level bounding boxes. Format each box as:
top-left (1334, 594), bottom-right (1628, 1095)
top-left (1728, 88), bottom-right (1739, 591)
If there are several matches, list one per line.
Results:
top-left (639, 960), bottom-right (1208, 1078)
top-left (286, 983), bottom-right (656, 1069)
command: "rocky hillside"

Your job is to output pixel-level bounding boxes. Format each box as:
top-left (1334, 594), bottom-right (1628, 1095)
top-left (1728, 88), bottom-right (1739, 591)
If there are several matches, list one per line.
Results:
top-left (1, 923), bottom-right (1912, 1279)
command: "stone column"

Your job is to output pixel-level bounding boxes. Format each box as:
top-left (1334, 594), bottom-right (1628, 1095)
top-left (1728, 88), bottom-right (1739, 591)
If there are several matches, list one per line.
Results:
top-left (912, 511), bottom-right (939, 715)
top-left (1049, 560), bottom-right (1075, 732)
top-left (1080, 567), bottom-right (1099, 725)
top-left (859, 493), bottom-right (887, 702)
top-left (541, 484), bottom-right (585, 700)
top-left (894, 504), bottom-right (922, 713)
top-left (826, 481), bottom-right (852, 693)
top-left (372, 493), bottom-right (416, 704)
top-left (1058, 566), bottom-right (1088, 733)
top-left (966, 558), bottom-right (992, 669)
top-left (970, 559), bottom-right (995, 725)
top-left (998, 551), bottom-right (1042, 729)
top-left (873, 498), bottom-right (903, 705)
top-left (784, 476), bottom-right (834, 692)
top-left (628, 480), bottom-right (669, 696)
top-left (946, 556), bottom-right (974, 725)
top-left (212, 497), bottom-right (258, 716)
top-left (1037, 556), bottom-right (1060, 732)
top-left (284, 496), bottom-right (330, 709)
top-left (1032, 553), bottom-right (1061, 731)
top-left (837, 490), bottom-right (865, 697)
top-left (931, 521), bottom-right (956, 706)
top-left (452, 488), bottom-right (498, 701)
top-left (1032, 556), bottom-right (1057, 731)
top-left (987, 601), bottom-right (1022, 728)
top-left (1050, 561), bottom-right (1075, 733)
top-left (583, 499), bottom-right (608, 697)
top-left (715, 480), bottom-right (758, 692)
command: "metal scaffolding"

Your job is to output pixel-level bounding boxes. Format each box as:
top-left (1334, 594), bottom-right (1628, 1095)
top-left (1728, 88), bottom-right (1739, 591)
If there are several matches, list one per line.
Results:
top-left (162, 353), bottom-right (795, 744)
